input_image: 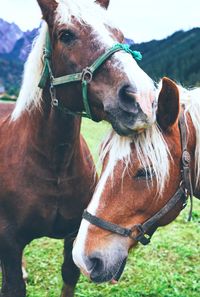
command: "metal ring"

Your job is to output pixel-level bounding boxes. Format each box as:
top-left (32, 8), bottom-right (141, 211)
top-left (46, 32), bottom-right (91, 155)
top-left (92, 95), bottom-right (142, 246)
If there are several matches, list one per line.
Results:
top-left (52, 98), bottom-right (59, 107)
top-left (82, 68), bottom-right (93, 83)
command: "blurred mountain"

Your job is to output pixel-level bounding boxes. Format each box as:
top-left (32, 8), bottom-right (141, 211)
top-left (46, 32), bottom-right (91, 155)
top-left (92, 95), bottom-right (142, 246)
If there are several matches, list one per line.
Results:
top-left (0, 18), bottom-right (37, 60)
top-left (125, 37), bottom-right (134, 46)
top-left (0, 19), bottom-right (23, 54)
top-left (0, 18), bottom-right (37, 94)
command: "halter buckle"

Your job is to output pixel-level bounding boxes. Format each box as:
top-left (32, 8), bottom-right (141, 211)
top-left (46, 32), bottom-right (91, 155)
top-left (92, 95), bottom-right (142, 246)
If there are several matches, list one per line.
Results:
top-left (130, 224), bottom-right (151, 245)
top-left (52, 98), bottom-right (59, 107)
top-left (182, 150), bottom-right (191, 166)
top-left (82, 68), bottom-right (93, 83)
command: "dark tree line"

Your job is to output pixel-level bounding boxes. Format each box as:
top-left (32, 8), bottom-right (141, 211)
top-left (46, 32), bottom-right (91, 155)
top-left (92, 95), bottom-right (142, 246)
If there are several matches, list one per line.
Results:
top-left (131, 28), bottom-right (200, 88)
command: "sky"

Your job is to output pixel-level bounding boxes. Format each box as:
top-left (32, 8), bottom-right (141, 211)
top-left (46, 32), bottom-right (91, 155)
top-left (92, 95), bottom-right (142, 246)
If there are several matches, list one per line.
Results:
top-left (0, 0), bottom-right (199, 43)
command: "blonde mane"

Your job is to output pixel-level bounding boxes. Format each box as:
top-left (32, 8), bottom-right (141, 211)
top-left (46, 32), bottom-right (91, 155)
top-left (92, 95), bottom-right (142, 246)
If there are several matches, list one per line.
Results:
top-left (99, 84), bottom-right (200, 194)
top-left (11, 0), bottom-right (112, 121)
top-left (11, 23), bottom-right (48, 120)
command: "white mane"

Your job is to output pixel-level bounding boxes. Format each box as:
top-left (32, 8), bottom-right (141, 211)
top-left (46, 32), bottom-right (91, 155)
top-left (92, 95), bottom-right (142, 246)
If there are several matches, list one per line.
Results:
top-left (11, 23), bottom-right (48, 120)
top-left (99, 84), bottom-right (200, 194)
top-left (11, 0), bottom-right (112, 121)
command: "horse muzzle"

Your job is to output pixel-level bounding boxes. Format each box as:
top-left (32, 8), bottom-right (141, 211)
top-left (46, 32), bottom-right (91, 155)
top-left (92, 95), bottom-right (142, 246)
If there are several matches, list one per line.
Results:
top-left (73, 245), bottom-right (128, 283)
top-left (103, 86), bottom-right (156, 136)
top-left (105, 106), bottom-right (154, 137)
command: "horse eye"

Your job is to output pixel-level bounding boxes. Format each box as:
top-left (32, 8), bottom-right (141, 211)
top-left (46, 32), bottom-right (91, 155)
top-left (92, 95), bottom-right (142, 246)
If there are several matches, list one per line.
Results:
top-left (59, 30), bottom-right (76, 44)
top-left (134, 168), bottom-right (155, 180)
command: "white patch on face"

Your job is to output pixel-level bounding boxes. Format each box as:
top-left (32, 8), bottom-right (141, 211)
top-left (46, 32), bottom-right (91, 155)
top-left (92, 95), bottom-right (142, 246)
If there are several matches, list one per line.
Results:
top-left (91, 30), bottom-right (156, 122)
top-left (72, 134), bottom-right (131, 272)
top-left (111, 51), bottom-right (156, 118)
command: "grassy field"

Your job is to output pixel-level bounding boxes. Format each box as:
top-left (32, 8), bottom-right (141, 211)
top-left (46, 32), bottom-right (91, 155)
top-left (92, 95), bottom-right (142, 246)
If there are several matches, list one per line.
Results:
top-left (7, 119), bottom-right (200, 296)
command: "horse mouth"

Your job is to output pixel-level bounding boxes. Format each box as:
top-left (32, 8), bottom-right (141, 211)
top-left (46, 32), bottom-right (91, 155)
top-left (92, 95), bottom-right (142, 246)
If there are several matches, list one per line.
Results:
top-left (90, 257), bottom-right (127, 283)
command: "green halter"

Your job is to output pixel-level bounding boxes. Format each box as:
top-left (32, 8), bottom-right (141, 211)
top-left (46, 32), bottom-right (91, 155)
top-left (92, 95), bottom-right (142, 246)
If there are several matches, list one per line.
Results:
top-left (38, 32), bottom-right (142, 120)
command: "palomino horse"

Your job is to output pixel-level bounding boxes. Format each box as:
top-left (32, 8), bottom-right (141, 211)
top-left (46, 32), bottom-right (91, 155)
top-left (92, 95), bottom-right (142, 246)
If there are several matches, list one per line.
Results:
top-left (73, 77), bottom-right (200, 283)
top-left (0, 0), bottom-right (156, 296)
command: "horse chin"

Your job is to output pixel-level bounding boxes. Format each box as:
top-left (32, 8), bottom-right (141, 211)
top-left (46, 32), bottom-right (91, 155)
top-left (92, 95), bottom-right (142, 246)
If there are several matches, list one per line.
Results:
top-left (105, 108), bottom-right (155, 137)
top-left (110, 120), bottom-right (152, 137)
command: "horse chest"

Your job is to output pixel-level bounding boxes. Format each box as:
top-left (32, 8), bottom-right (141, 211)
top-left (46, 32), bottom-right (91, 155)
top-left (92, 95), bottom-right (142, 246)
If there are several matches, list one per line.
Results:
top-left (27, 177), bottom-right (91, 238)
top-left (0, 166), bottom-right (91, 237)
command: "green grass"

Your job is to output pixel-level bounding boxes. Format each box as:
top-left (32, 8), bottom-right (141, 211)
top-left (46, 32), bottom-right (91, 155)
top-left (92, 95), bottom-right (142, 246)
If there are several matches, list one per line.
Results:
top-left (3, 119), bottom-right (200, 296)
top-left (81, 118), bottom-right (110, 163)
top-left (25, 203), bottom-right (200, 297)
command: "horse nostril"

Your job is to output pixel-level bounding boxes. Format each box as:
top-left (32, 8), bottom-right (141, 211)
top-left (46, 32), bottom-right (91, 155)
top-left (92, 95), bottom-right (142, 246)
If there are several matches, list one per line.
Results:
top-left (89, 255), bottom-right (103, 272)
top-left (119, 85), bottom-right (139, 114)
top-left (88, 253), bottom-right (105, 281)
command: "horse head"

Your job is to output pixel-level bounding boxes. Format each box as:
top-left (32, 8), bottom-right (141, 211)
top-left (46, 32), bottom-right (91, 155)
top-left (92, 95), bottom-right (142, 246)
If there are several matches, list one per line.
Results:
top-left (36, 0), bottom-right (156, 136)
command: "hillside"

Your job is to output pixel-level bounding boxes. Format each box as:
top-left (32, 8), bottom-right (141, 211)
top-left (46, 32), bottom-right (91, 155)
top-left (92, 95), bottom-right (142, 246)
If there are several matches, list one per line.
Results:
top-left (0, 19), bottom-right (37, 94)
top-left (0, 18), bottom-right (199, 94)
top-left (131, 28), bottom-right (200, 87)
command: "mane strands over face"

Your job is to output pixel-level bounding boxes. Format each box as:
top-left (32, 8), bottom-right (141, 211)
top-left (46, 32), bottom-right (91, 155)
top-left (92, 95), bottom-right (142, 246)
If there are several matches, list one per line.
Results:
top-left (134, 124), bottom-right (171, 194)
top-left (88, 132), bottom-right (131, 214)
top-left (99, 124), bottom-right (170, 195)
top-left (11, 23), bottom-right (48, 121)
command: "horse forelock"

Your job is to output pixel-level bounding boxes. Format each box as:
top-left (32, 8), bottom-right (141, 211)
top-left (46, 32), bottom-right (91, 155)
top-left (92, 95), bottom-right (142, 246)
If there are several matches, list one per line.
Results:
top-left (97, 125), bottom-right (171, 202)
top-left (55, 0), bottom-right (116, 48)
top-left (55, 0), bottom-right (111, 29)
top-left (89, 132), bottom-right (132, 215)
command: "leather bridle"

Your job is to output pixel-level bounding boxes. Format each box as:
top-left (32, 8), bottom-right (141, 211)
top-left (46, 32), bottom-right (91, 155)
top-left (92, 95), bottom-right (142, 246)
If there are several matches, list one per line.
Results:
top-left (83, 109), bottom-right (194, 245)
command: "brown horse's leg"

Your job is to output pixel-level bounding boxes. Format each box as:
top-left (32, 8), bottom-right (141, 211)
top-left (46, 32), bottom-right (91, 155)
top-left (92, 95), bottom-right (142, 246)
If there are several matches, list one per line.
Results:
top-left (0, 248), bottom-right (26, 297)
top-left (60, 238), bottom-right (80, 297)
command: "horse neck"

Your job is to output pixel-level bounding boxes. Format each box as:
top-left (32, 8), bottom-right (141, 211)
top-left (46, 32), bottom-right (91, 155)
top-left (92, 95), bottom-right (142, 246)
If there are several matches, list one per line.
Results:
top-left (26, 89), bottom-right (82, 174)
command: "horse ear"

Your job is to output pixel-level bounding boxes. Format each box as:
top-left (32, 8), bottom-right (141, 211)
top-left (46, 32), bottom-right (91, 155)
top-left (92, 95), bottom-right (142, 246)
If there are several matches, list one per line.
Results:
top-left (95, 0), bottom-right (110, 9)
top-left (37, 0), bottom-right (58, 23)
top-left (157, 77), bottom-right (180, 131)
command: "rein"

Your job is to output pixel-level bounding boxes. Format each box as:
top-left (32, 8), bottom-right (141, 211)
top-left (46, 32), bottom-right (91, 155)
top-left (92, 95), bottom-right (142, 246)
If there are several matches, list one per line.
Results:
top-left (83, 109), bottom-right (194, 245)
top-left (38, 32), bottom-right (142, 120)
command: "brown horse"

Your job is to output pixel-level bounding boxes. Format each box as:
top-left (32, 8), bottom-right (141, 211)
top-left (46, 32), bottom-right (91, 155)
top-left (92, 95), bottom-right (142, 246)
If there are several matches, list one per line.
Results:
top-left (73, 77), bottom-right (200, 283)
top-left (0, 0), bottom-right (156, 296)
